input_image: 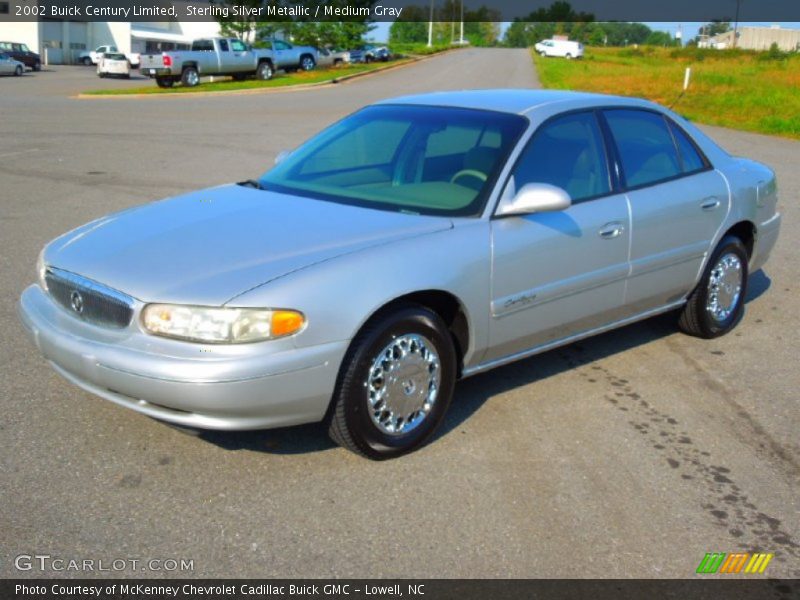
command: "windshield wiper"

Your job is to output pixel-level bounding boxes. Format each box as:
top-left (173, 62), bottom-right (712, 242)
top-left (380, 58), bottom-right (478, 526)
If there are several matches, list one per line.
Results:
top-left (238, 179), bottom-right (266, 190)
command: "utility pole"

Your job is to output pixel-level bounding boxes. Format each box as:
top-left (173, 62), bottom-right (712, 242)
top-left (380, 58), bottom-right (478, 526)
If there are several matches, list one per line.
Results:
top-left (427, 0), bottom-right (434, 47)
top-left (732, 0), bottom-right (742, 48)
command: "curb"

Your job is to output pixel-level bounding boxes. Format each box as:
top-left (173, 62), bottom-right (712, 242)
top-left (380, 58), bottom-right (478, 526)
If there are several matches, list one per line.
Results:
top-left (74, 50), bottom-right (457, 100)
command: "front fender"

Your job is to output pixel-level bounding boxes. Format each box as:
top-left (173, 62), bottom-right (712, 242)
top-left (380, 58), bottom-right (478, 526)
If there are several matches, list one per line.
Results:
top-left (231, 221), bottom-right (492, 369)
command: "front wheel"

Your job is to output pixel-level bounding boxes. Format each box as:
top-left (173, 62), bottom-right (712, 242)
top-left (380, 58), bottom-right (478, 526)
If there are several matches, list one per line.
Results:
top-left (14, 65), bottom-right (22, 76)
top-left (33, 61), bottom-right (41, 71)
top-left (82, 57), bottom-right (92, 66)
top-left (328, 304), bottom-right (457, 459)
top-left (679, 236), bottom-right (749, 338)
top-left (181, 66), bottom-right (199, 87)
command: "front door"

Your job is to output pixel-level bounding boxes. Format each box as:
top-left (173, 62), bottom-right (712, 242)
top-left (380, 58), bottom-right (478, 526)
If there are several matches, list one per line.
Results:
top-left (487, 110), bottom-right (631, 362)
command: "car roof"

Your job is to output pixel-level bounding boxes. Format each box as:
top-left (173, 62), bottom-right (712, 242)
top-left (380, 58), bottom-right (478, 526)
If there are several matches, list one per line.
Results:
top-left (380, 89), bottom-right (657, 116)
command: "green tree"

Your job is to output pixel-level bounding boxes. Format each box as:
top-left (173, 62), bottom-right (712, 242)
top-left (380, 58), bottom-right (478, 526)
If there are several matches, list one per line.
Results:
top-left (645, 31), bottom-right (676, 47)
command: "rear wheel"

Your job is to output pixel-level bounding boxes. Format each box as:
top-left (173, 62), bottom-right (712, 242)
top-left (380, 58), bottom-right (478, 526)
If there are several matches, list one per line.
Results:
top-left (181, 66), bottom-right (199, 87)
top-left (255, 61), bottom-right (273, 80)
top-left (328, 304), bottom-right (457, 460)
top-left (155, 77), bottom-right (174, 88)
top-left (678, 236), bottom-right (749, 338)
top-left (565, 53), bottom-right (573, 60)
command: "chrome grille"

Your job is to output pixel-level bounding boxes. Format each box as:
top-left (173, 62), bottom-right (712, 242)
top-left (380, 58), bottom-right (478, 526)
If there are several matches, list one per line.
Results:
top-left (45, 268), bottom-right (134, 329)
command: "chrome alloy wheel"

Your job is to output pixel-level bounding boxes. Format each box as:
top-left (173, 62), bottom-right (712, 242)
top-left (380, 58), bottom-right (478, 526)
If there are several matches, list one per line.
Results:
top-left (706, 252), bottom-right (743, 322)
top-left (184, 69), bottom-right (199, 86)
top-left (366, 334), bottom-right (441, 436)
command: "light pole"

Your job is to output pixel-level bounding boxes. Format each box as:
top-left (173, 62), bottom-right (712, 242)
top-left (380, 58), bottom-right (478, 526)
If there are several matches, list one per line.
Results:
top-left (427, 0), bottom-right (434, 47)
top-left (459, 0), bottom-right (464, 44)
top-left (732, 0), bottom-right (742, 49)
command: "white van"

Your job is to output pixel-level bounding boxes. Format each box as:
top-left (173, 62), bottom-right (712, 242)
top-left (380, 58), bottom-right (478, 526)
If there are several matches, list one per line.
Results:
top-left (534, 39), bottom-right (584, 59)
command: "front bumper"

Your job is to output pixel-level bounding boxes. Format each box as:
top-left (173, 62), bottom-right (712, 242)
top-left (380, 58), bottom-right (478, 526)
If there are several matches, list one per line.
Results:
top-left (18, 284), bottom-right (347, 430)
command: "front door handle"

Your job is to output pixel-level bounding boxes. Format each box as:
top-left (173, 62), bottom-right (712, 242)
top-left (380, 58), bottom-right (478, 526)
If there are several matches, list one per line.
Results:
top-left (701, 197), bottom-right (721, 211)
top-left (598, 222), bottom-right (625, 239)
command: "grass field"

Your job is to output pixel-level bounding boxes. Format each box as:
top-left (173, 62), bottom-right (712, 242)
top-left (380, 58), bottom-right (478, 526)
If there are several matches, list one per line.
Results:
top-left (82, 59), bottom-right (412, 96)
top-left (533, 47), bottom-right (800, 139)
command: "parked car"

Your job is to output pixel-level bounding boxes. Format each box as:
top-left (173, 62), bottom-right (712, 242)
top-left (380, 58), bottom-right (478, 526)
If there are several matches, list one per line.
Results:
top-left (535, 39), bottom-right (584, 59)
top-left (262, 39), bottom-right (318, 72)
top-left (316, 47), bottom-right (350, 68)
top-left (19, 90), bottom-right (781, 459)
top-left (140, 37), bottom-right (274, 88)
top-left (349, 43), bottom-right (390, 63)
top-left (79, 45), bottom-right (140, 68)
top-left (0, 41), bottom-right (41, 71)
top-left (0, 52), bottom-right (24, 76)
top-left (96, 52), bottom-right (130, 78)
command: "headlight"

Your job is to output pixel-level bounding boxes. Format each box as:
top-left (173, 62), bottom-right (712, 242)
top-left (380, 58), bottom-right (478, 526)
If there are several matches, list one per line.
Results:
top-left (36, 248), bottom-right (48, 291)
top-left (141, 304), bottom-right (305, 344)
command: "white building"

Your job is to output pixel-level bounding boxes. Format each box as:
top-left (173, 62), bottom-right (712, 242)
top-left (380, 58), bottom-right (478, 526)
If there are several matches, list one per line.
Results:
top-left (0, 3), bottom-right (221, 64)
top-left (706, 26), bottom-right (800, 52)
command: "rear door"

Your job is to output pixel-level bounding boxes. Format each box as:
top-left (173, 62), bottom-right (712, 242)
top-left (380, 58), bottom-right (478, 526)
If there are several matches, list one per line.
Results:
top-left (487, 110), bottom-right (631, 362)
top-left (602, 108), bottom-right (729, 313)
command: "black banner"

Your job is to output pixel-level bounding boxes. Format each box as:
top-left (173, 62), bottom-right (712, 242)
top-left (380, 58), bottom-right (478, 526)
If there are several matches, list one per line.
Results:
top-left (4, 579), bottom-right (800, 600)
top-left (2, 0), bottom-right (800, 23)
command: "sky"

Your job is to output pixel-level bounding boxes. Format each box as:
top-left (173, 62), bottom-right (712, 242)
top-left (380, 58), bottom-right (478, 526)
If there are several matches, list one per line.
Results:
top-left (370, 21), bottom-right (800, 43)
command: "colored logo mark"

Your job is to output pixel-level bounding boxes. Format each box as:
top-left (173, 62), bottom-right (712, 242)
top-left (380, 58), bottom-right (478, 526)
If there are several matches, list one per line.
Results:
top-left (696, 552), bottom-right (774, 574)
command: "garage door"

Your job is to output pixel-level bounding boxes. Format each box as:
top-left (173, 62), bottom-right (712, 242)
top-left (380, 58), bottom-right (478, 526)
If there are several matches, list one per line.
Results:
top-left (41, 19), bottom-right (64, 64)
top-left (67, 21), bottom-right (87, 63)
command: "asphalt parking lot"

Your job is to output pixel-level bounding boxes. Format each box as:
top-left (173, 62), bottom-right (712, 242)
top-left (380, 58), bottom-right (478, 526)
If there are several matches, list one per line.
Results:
top-left (1, 48), bottom-right (798, 578)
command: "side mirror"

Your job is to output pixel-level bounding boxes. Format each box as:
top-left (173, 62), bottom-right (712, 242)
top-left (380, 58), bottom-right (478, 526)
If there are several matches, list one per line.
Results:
top-left (495, 183), bottom-right (571, 217)
top-left (274, 150), bottom-right (291, 165)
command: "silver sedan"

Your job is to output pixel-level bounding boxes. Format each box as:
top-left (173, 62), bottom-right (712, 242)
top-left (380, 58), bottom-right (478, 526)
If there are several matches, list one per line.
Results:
top-left (0, 52), bottom-right (24, 76)
top-left (18, 90), bottom-right (781, 459)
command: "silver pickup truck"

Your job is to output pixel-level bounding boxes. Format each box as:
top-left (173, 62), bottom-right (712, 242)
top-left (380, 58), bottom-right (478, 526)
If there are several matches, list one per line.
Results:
top-left (140, 37), bottom-right (275, 88)
top-left (262, 39), bottom-right (319, 72)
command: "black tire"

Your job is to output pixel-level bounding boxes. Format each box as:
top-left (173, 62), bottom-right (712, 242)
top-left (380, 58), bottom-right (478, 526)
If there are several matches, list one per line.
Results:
top-left (14, 65), bottom-right (22, 76)
top-left (678, 235), bottom-right (749, 339)
top-left (155, 77), bottom-right (174, 88)
top-left (565, 53), bottom-right (573, 60)
top-left (82, 57), bottom-right (92, 66)
top-left (33, 61), bottom-right (41, 71)
top-left (365, 55), bottom-right (373, 64)
top-left (255, 61), bottom-right (273, 80)
top-left (181, 66), bottom-right (199, 87)
top-left (300, 55), bottom-right (316, 71)
top-left (328, 304), bottom-right (457, 460)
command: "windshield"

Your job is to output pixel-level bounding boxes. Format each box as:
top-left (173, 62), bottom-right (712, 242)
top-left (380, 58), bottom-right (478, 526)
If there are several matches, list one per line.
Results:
top-left (105, 53), bottom-right (126, 60)
top-left (259, 104), bottom-right (527, 217)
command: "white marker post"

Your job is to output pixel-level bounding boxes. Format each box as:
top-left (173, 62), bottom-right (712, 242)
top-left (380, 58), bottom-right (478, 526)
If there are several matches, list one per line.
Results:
top-left (684, 67), bottom-right (692, 91)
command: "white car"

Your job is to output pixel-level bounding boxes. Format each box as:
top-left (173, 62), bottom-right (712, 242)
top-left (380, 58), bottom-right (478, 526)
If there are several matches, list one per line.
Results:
top-left (0, 52), bottom-right (24, 76)
top-left (80, 45), bottom-right (140, 69)
top-left (535, 39), bottom-right (584, 59)
top-left (96, 52), bottom-right (130, 78)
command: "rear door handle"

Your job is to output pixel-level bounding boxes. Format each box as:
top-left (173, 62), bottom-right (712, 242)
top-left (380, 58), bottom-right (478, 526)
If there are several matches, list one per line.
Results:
top-left (598, 222), bottom-right (625, 239)
top-left (701, 197), bottom-right (721, 211)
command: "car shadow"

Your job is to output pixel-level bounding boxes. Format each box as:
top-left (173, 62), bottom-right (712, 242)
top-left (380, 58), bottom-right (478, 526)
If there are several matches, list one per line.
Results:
top-left (189, 269), bottom-right (772, 456)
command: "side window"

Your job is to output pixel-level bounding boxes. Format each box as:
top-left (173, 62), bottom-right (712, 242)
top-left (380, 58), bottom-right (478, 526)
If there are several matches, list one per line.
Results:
top-left (667, 120), bottom-right (706, 174)
top-left (230, 40), bottom-right (247, 52)
top-left (218, 39), bottom-right (229, 52)
top-left (508, 111), bottom-right (611, 203)
top-left (274, 41), bottom-right (290, 51)
top-left (299, 119), bottom-right (410, 175)
top-left (604, 109), bottom-right (681, 188)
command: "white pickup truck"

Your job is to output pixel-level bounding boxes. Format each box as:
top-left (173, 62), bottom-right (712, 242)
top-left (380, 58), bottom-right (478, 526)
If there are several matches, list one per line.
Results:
top-left (80, 45), bottom-right (140, 68)
top-left (139, 37), bottom-right (275, 88)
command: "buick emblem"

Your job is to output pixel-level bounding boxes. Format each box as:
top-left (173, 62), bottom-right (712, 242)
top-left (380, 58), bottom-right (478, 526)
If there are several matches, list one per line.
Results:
top-left (70, 290), bottom-right (84, 314)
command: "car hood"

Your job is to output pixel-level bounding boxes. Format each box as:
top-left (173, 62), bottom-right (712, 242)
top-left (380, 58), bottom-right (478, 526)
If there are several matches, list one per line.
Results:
top-left (45, 184), bottom-right (453, 306)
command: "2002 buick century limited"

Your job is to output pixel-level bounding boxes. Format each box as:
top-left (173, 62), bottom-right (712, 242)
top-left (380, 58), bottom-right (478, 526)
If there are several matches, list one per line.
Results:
top-left (19, 90), bottom-right (781, 459)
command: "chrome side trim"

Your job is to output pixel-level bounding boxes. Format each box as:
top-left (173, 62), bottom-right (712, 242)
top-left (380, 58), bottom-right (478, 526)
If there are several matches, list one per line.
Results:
top-left (463, 300), bottom-right (686, 378)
